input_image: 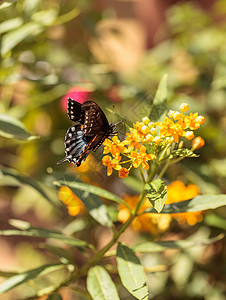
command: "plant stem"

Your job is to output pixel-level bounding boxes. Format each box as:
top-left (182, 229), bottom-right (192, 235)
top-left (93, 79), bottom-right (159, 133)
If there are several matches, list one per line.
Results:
top-left (31, 193), bottom-right (146, 300)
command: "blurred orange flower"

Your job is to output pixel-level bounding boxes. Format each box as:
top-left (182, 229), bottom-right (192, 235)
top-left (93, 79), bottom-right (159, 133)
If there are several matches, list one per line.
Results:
top-left (118, 195), bottom-right (171, 235)
top-left (118, 181), bottom-right (202, 234)
top-left (165, 181), bottom-right (202, 225)
top-left (58, 186), bottom-right (85, 216)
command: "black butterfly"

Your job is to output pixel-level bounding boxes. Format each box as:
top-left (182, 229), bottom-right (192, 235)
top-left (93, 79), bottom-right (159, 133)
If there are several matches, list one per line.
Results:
top-left (57, 98), bottom-right (116, 167)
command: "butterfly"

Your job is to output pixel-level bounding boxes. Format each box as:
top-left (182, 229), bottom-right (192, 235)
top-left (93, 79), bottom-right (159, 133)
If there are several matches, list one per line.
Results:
top-left (57, 98), bottom-right (117, 167)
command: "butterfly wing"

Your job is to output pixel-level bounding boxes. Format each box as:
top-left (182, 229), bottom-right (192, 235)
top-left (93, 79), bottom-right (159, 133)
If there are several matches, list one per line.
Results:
top-left (57, 124), bottom-right (93, 166)
top-left (81, 101), bottom-right (110, 136)
top-left (67, 98), bottom-right (84, 123)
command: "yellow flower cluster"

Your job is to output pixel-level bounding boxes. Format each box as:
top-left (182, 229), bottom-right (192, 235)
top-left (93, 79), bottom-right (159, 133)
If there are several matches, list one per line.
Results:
top-left (118, 181), bottom-right (202, 234)
top-left (102, 103), bottom-right (205, 177)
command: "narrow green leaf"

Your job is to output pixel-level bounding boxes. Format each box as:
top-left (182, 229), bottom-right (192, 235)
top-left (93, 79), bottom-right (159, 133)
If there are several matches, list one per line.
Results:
top-left (55, 181), bottom-right (118, 227)
top-left (87, 266), bottom-right (120, 300)
top-left (54, 8), bottom-right (80, 25)
top-left (0, 271), bottom-right (18, 278)
top-left (1, 168), bottom-right (56, 207)
top-left (0, 114), bottom-right (37, 140)
top-left (44, 245), bottom-right (73, 264)
top-left (0, 263), bottom-right (65, 295)
top-left (54, 180), bottom-right (124, 205)
top-left (205, 214), bottom-right (226, 230)
top-left (0, 227), bottom-right (91, 248)
top-left (1, 22), bottom-right (42, 56)
top-left (145, 179), bottom-right (167, 213)
top-left (0, 0), bottom-right (17, 10)
top-left (117, 243), bottom-right (148, 300)
top-left (144, 194), bottom-right (226, 214)
top-left (133, 234), bottom-right (224, 253)
top-left (0, 17), bottom-right (23, 34)
top-left (163, 149), bottom-right (199, 161)
top-left (149, 74), bottom-right (168, 122)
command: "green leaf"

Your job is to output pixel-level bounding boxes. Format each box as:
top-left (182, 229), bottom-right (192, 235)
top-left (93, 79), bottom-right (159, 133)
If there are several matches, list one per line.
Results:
top-left (122, 176), bottom-right (143, 193)
top-left (117, 243), bottom-right (148, 300)
top-left (44, 245), bottom-right (73, 264)
top-left (149, 74), bottom-right (168, 122)
top-left (132, 234), bottom-right (224, 253)
top-left (87, 266), bottom-right (120, 300)
top-left (0, 263), bottom-right (65, 295)
top-left (1, 22), bottom-right (42, 56)
top-left (0, 114), bottom-right (37, 140)
top-left (54, 8), bottom-right (80, 25)
top-left (144, 194), bottom-right (226, 214)
top-left (0, 227), bottom-right (91, 249)
top-left (54, 180), bottom-right (124, 205)
top-left (0, 17), bottom-right (23, 34)
top-left (205, 214), bottom-right (226, 230)
top-left (55, 181), bottom-right (122, 227)
top-left (145, 179), bottom-right (167, 213)
top-left (0, 271), bottom-right (18, 278)
top-left (0, 0), bottom-right (17, 10)
top-left (163, 148), bottom-right (199, 161)
top-left (1, 168), bottom-right (56, 207)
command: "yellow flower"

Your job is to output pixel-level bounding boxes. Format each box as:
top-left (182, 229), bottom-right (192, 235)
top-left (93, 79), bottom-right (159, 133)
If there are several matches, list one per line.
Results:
top-left (102, 155), bottom-right (121, 176)
top-left (118, 181), bottom-right (202, 234)
top-left (153, 136), bottom-right (163, 144)
top-left (58, 186), bottom-right (84, 216)
top-left (184, 113), bottom-right (205, 130)
top-left (118, 195), bottom-right (171, 235)
top-left (158, 117), bottom-right (184, 143)
top-left (102, 103), bottom-right (205, 177)
top-left (131, 146), bottom-right (155, 170)
top-left (165, 181), bottom-right (202, 225)
top-left (118, 167), bottom-right (129, 178)
top-left (179, 103), bottom-right (189, 112)
top-left (124, 132), bottom-right (142, 150)
top-left (184, 130), bottom-right (194, 140)
top-left (103, 136), bottom-right (126, 159)
top-left (192, 136), bottom-right (205, 150)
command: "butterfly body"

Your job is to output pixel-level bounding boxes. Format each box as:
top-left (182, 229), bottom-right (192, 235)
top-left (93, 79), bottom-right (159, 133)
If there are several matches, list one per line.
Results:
top-left (58, 99), bottom-right (115, 167)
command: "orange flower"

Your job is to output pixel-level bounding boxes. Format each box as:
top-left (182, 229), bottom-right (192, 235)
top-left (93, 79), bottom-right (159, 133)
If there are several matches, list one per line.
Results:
top-left (103, 136), bottom-right (126, 159)
top-left (192, 136), bottom-right (205, 150)
top-left (102, 103), bottom-right (205, 177)
top-left (118, 181), bottom-right (202, 234)
top-left (118, 195), bottom-right (171, 235)
top-left (179, 103), bottom-right (189, 112)
top-left (58, 186), bottom-right (85, 216)
top-left (166, 181), bottom-right (202, 225)
top-left (124, 132), bottom-right (142, 150)
top-left (184, 131), bottom-right (194, 140)
top-left (102, 155), bottom-right (121, 176)
top-left (131, 146), bottom-right (155, 170)
top-left (158, 117), bottom-right (184, 143)
top-left (118, 167), bottom-right (129, 178)
top-left (184, 113), bottom-right (205, 130)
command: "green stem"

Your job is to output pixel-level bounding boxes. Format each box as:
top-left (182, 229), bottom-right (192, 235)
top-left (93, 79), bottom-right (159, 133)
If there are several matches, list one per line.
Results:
top-left (30, 195), bottom-right (146, 300)
top-left (157, 160), bottom-right (170, 179)
top-left (139, 166), bottom-right (146, 183)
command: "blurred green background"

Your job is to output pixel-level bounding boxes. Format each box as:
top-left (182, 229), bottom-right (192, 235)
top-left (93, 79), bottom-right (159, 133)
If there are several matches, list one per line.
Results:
top-left (0, 0), bottom-right (226, 299)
